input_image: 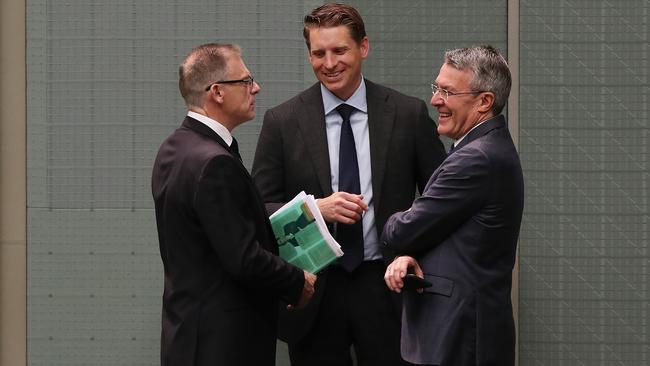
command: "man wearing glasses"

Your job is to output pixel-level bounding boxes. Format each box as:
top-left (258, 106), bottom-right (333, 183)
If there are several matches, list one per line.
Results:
top-left (383, 45), bottom-right (524, 366)
top-left (252, 3), bottom-right (445, 366)
top-left (152, 43), bottom-right (316, 366)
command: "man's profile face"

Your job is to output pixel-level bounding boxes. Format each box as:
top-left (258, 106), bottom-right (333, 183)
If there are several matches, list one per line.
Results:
top-left (220, 55), bottom-right (260, 126)
top-left (431, 63), bottom-right (484, 140)
top-left (307, 25), bottom-right (368, 100)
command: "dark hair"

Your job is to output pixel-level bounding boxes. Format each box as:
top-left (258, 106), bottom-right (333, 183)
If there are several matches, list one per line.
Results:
top-left (303, 3), bottom-right (366, 49)
top-left (444, 45), bottom-right (512, 115)
top-left (178, 43), bottom-right (240, 109)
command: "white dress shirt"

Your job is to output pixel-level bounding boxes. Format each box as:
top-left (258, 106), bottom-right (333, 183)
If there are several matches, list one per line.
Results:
top-left (187, 111), bottom-right (234, 148)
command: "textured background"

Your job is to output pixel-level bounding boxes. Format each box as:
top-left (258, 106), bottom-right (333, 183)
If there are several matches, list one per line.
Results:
top-left (25, 0), bottom-right (648, 365)
top-left (518, 1), bottom-right (649, 365)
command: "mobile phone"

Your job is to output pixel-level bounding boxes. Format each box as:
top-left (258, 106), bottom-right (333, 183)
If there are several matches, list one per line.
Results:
top-left (402, 274), bottom-right (432, 290)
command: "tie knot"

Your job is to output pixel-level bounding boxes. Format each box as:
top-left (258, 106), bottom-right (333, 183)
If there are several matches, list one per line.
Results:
top-left (336, 104), bottom-right (356, 121)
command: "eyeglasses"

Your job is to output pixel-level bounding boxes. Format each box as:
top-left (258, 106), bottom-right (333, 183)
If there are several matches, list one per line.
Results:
top-left (205, 76), bottom-right (255, 91)
top-left (431, 84), bottom-right (484, 101)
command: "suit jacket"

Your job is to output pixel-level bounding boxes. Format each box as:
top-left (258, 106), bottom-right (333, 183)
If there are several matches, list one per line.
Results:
top-left (251, 80), bottom-right (446, 342)
top-left (382, 115), bottom-right (524, 366)
top-left (152, 117), bottom-right (305, 366)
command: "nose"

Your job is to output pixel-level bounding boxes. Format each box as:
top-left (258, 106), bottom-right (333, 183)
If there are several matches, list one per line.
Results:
top-left (323, 53), bottom-right (336, 69)
top-left (251, 81), bottom-right (261, 94)
top-left (430, 92), bottom-right (444, 107)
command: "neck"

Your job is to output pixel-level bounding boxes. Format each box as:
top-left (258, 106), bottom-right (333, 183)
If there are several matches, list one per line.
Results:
top-left (190, 106), bottom-right (235, 132)
top-left (475, 111), bottom-right (495, 125)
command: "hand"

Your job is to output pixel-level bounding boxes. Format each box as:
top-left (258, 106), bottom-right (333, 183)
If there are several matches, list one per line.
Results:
top-left (316, 192), bottom-right (368, 224)
top-left (288, 270), bottom-right (317, 310)
top-left (384, 256), bottom-right (424, 294)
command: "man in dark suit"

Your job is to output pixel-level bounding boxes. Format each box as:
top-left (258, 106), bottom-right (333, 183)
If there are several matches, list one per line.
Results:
top-left (252, 4), bottom-right (446, 366)
top-left (152, 43), bottom-right (316, 366)
top-left (383, 45), bottom-right (524, 366)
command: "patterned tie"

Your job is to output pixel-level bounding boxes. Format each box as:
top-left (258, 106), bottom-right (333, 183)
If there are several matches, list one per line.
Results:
top-left (336, 104), bottom-right (364, 272)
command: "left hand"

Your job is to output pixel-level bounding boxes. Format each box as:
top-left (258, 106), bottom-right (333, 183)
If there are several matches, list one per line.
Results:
top-left (384, 256), bottom-right (424, 293)
top-left (287, 270), bottom-right (317, 310)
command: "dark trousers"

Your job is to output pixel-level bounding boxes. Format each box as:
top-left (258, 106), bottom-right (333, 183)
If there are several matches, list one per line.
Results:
top-left (288, 261), bottom-right (410, 366)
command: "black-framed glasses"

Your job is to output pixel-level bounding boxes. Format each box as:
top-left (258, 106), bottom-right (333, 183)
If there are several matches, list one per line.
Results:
top-left (205, 76), bottom-right (255, 91)
top-left (431, 84), bottom-right (484, 101)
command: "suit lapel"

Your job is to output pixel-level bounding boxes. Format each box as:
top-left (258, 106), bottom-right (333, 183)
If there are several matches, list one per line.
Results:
top-left (182, 116), bottom-right (230, 150)
top-left (297, 84), bottom-right (334, 196)
top-left (365, 80), bottom-right (395, 211)
top-left (182, 116), bottom-right (249, 173)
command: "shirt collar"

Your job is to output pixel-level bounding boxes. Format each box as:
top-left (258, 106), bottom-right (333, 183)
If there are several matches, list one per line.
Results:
top-left (452, 119), bottom-right (489, 149)
top-left (321, 76), bottom-right (368, 116)
top-left (187, 111), bottom-right (233, 146)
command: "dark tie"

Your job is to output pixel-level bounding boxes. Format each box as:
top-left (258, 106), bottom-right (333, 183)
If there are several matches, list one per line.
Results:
top-left (230, 137), bottom-right (242, 162)
top-left (448, 143), bottom-right (456, 156)
top-left (336, 104), bottom-right (364, 272)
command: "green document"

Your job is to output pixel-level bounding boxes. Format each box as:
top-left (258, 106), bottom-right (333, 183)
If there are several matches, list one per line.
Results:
top-left (270, 192), bottom-right (343, 273)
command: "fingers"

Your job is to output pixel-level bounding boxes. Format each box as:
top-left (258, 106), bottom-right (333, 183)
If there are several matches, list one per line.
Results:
top-left (412, 261), bottom-right (424, 278)
top-left (384, 256), bottom-right (422, 294)
top-left (336, 199), bottom-right (365, 223)
top-left (290, 271), bottom-right (317, 310)
top-left (317, 192), bottom-right (368, 224)
top-left (384, 258), bottom-right (408, 293)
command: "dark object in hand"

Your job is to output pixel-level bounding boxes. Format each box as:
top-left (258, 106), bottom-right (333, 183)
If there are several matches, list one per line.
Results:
top-left (402, 274), bottom-right (432, 290)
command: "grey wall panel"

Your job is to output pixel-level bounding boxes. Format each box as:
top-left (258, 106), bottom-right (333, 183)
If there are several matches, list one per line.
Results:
top-left (27, 210), bottom-right (161, 366)
top-left (519, 1), bottom-right (649, 364)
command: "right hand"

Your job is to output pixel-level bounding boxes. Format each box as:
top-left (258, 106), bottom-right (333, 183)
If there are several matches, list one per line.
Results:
top-left (384, 256), bottom-right (424, 294)
top-left (316, 192), bottom-right (368, 224)
top-left (288, 270), bottom-right (317, 310)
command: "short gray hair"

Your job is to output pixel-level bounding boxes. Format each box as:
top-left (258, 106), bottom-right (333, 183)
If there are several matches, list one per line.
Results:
top-left (444, 45), bottom-right (511, 115)
top-left (178, 43), bottom-right (241, 109)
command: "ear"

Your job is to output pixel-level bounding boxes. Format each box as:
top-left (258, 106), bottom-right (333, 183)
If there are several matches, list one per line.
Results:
top-left (208, 85), bottom-right (224, 104)
top-left (360, 36), bottom-right (369, 59)
top-left (477, 91), bottom-right (495, 113)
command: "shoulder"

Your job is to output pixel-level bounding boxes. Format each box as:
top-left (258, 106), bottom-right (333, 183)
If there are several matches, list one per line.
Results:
top-left (454, 130), bottom-right (518, 174)
top-left (168, 126), bottom-right (236, 172)
top-left (365, 79), bottom-right (426, 106)
top-left (266, 83), bottom-right (321, 116)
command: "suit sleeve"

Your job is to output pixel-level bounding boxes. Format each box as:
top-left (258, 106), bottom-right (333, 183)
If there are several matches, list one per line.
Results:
top-left (195, 154), bottom-right (303, 303)
top-left (382, 146), bottom-right (490, 256)
top-left (252, 108), bottom-right (287, 214)
top-left (414, 100), bottom-right (446, 192)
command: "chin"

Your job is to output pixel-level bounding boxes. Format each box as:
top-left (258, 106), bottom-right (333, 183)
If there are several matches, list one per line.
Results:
top-left (321, 80), bottom-right (339, 91)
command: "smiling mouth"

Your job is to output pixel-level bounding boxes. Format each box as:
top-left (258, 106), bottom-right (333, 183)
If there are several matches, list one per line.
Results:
top-left (438, 112), bottom-right (451, 118)
top-left (324, 70), bottom-right (342, 78)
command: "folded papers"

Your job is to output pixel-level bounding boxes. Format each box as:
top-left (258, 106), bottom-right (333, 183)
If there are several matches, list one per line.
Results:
top-left (270, 191), bottom-right (343, 273)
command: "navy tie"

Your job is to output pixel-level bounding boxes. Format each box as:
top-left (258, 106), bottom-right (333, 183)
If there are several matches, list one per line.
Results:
top-left (336, 104), bottom-right (364, 272)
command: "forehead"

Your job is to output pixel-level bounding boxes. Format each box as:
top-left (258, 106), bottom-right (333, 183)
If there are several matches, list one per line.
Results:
top-left (435, 63), bottom-right (473, 89)
top-left (308, 26), bottom-right (356, 48)
top-left (226, 54), bottom-right (249, 76)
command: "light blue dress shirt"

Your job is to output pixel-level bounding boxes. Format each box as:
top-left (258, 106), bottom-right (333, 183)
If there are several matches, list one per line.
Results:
top-left (320, 78), bottom-right (381, 261)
